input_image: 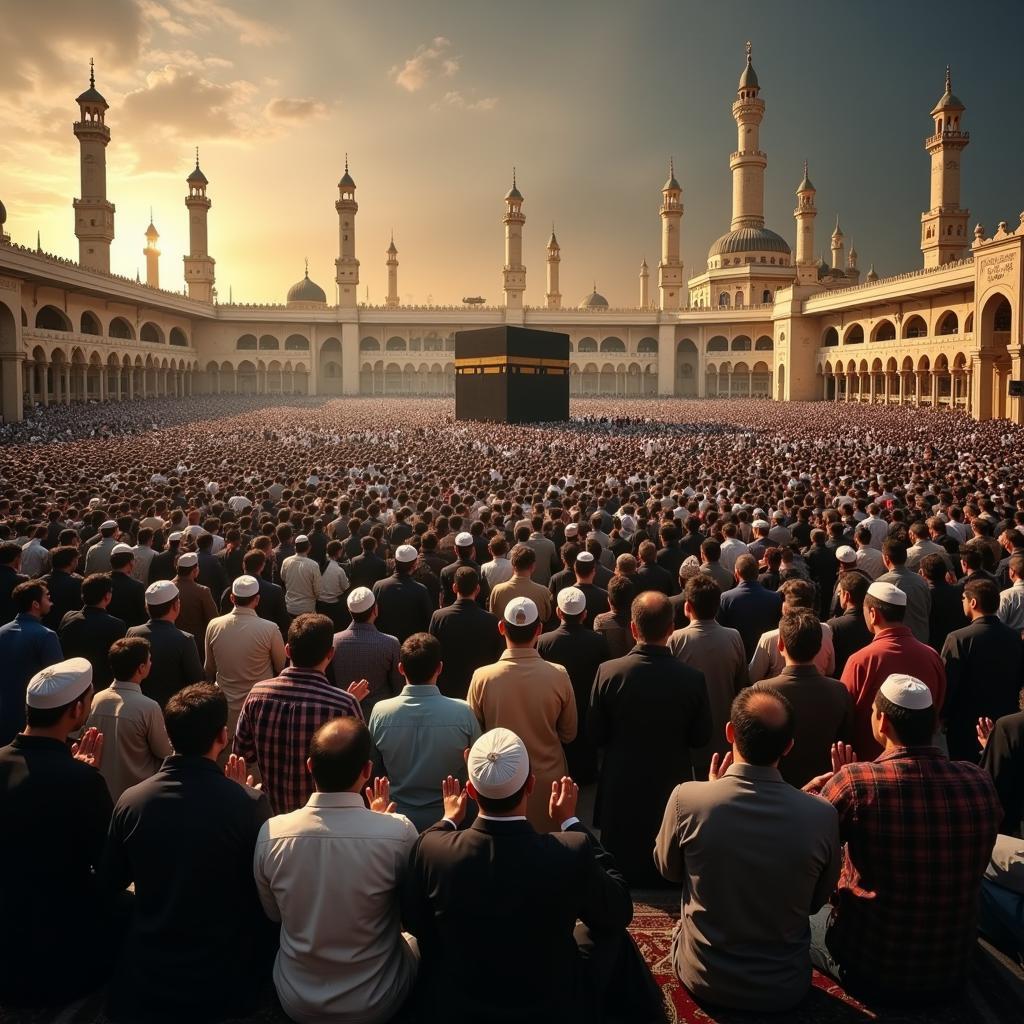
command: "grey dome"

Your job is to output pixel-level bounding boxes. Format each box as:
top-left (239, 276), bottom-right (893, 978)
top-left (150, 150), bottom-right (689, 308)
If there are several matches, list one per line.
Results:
top-left (708, 226), bottom-right (791, 258)
top-left (0, 198), bottom-right (6, 226)
top-left (287, 271), bottom-right (327, 304)
top-left (579, 288), bottom-right (608, 309)
top-left (187, 163), bottom-right (208, 185)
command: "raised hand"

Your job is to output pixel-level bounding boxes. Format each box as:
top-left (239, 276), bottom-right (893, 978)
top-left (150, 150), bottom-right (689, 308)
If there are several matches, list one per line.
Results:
top-left (347, 679), bottom-right (370, 703)
top-left (71, 727), bottom-right (104, 768)
top-left (365, 776), bottom-right (396, 814)
top-left (830, 743), bottom-right (857, 772)
top-left (441, 775), bottom-right (468, 826)
top-left (976, 717), bottom-right (994, 750)
top-left (708, 751), bottom-right (734, 781)
top-left (548, 776), bottom-right (578, 825)
top-left (224, 753), bottom-right (256, 788)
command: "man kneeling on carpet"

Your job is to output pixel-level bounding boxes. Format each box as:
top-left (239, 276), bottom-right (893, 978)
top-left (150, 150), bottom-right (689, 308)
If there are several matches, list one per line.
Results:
top-left (654, 685), bottom-right (841, 1011)
top-left (403, 727), bottom-right (663, 1023)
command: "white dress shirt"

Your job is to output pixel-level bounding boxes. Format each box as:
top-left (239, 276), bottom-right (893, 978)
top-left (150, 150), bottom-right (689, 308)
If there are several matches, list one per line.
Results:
top-left (318, 560), bottom-right (350, 604)
top-left (998, 579), bottom-right (1024, 632)
top-left (254, 792), bottom-right (419, 1024)
top-left (280, 554), bottom-right (321, 615)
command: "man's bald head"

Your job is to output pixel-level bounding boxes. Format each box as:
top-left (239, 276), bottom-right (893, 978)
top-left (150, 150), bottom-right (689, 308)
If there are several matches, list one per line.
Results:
top-left (729, 686), bottom-right (794, 767)
top-left (631, 590), bottom-right (674, 644)
top-left (308, 718), bottom-right (371, 793)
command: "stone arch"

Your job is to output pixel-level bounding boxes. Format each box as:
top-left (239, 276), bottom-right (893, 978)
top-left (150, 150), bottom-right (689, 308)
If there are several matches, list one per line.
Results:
top-left (637, 336), bottom-right (658, 354)
top-left (319, 337), bottom-right (342, 394)
top-left (707, 335), bottom-right (727, 352)
top-left (582, 362), bottom-right (598, 394)
top-left (965, 311), bottom-right (974, 333)
top-left (578, 336), bottom-right (597, 353)
top-left (599, 336), bottom-right (625, 353)
top-left (675, 339), bottom-right (697, 396)
top-left (35, 305), bottom-right (72, 331)
top-left (237, 359), bottom-right (257, 392)
top-left (935, 310), bottom-right (958, 336)
top-left (284, 334), bottom-right (309, 351)
top-left (599, 363), bottom-right (616, 393)
top-left (80, 310), bottom-right (102, 335)
top-left (0, 302), bottom-right (18, 420)
top-left (902, 314), bottom-right (928, 339)
top-left (822, 326), bottom-right (839, 347)
top-left (169, 327), bottom-right (188, 346)
top-left (360, 337), bottom-right (380, 351)
top-left (108, 316), bottom-right (133, 339)
top-left (843, 323), bottom-right (864, 345)
top-left (237, 334), bottom-right (257, 350)
top-left (870, 319), bottom-right (896, 342)
top-left (258, 334), bottom-right (279, 350)
top-left (140, 321), bottom-right (164, 344)
top-left (385, 361), bottom-right (402, 393)
top-left (754, 335), bottom-right (773, 351)
top-left (386, 336), bottom-right (407, 351)
top-left (731, 335), bottom-right (751, 351)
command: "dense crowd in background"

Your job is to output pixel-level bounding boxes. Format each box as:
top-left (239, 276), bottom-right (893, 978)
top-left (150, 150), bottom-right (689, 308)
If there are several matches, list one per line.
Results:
top-left (0, 395), bottom-right (1022, 1024)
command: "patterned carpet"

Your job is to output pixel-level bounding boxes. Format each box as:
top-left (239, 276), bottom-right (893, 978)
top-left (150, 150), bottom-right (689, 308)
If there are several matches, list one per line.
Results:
top-left (2, 900), bottom-right (1021, 1023)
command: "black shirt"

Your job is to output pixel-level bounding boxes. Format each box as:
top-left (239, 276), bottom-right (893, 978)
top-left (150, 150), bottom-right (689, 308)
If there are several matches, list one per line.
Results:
top-left (59, 606), bottom-right (128, 689)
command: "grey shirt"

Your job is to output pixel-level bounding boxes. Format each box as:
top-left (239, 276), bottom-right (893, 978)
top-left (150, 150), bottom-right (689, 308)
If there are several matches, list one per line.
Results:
top-left (877, 566), bottom-right (932, 644)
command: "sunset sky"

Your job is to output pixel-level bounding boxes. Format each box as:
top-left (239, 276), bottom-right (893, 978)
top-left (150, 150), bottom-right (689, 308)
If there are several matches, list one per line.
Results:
top-left (2, 0), bottom-right (1022, 308)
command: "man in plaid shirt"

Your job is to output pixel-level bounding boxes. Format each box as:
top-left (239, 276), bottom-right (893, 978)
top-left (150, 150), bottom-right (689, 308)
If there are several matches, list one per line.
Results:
top-left (807, 673), bottom-right (1001, 1003)
top-left (234, 613), bottom-right (368, 815)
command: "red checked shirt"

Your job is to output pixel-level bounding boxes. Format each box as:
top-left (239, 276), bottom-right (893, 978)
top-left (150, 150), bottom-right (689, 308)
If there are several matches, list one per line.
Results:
top-left (234, 667), bottom-right (363, 815)
top-left (820, 747), bottom-right (1000, 996)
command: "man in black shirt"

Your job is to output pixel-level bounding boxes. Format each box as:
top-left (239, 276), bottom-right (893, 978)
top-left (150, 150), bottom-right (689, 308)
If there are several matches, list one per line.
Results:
top-left (59, 572), bottom-right (128, 689)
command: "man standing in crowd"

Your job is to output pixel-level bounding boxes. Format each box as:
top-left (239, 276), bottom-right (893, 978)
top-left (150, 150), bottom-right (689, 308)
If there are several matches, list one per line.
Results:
top-left (42, 545), bottom-right (83, 629)
top-left (86, 637), bottom-right (171, 801)
top-left (101, 683), bottom-right (274, 1024)
top-left (488, 544), bottom-right (553, 624)
top-left (330, 587), bottom-right (401, 717)
top-left (877, 538), bottom-right (932, 644)
top-left (372, 543), bottom-right (432, 642)
top-left (108, 545), bottom-right (147, 628)
top-left (204, 575), bottom-right (287, 744)
top-left (655, 686), bottom-right (840, 1011)
top-left (84, 520), bottom-right (119, 575)
top-left (809, 676), bottom-right (1001, 1004)
top-left (280, 533), bottom-right (321, 621)
top-left (997, 553), bottom-right (1024, 632)
top-left (826, 572), bottom-right (872, 676)
top-left (428, 566), bottom-right (502, 699)
top-left (440, 532), bottom-right (489, 607)
top-left (369, 633), bottom-right (481, 830)
top-left (58, 572), bottom-right (127, 690)
top-left (718, 555), bottom-right (783, 661)
top-left (173, 551), bottom-right (218, 658)
top-left (747, 579), bottom-right (835, 683)
top-left (594, 574), bottom-right (636, 660)
top-left (467, 597), bottom-right (577, 833)
top-left (590, 591), bottom-right (711, 886)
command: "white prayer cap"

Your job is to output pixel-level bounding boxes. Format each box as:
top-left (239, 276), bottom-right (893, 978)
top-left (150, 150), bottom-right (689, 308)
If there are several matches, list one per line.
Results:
top-left (232, 575), bottom-right (259, 598)
top-left (347, 586), bottom-right (375, 614)
top-left (752, 519), bottom-right (770, 529)
top-left (89, 498), bottom-right (102, 508)
top-left (26, 657), bottom-right (93, 709)
top-left (111, 543), bottom-right (134, 556)
top-left (753, 508), bottom-right (765, 516)
top-left (168, 531), bottom-right (183, 543)
top-left (395, 544), bottom-right (418, 563)
top-left (772, 511), bottom-right (785, 521)
top-left (455, 532), bottom-right (474, 547)
top-left (564, 523), bottom-right (579, 537)
top-left (176, 552), bottom-right (198, 568)
top-left (100, 520), bottom-right (118, 530)
top-left (880, 673), bottom-right (933, 710)
top-left (867, 581), bottom-right (907, 606)
top-left (295, 534), bottom-right (309, 545)
top-left (503, 596), bottom-right (539, 627)
top-left (557, 586), bottom-right (587, 616)
top-left (835, 545), bottom-right (858, 564)
top-left (184, 525), bottom-right (206, 538)
top-left (468, 728), bottom-right (530, 799)
top-left (619, 515), bottom-right (635, 535)
top-left (575, 550), bottom-right (595, 565)
top-left (146, 580), bottom-right (179, 605)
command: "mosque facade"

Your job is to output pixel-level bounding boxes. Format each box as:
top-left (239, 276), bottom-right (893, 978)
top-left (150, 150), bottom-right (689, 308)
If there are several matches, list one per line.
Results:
top-left (1, 46), bottom-right (1023, 425)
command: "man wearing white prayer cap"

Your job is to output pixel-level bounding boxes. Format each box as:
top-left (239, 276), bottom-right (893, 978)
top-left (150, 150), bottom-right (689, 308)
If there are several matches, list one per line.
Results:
top-left (84, 518), bottom-right (120, 574)
top-left (0, 654), bottom-right (115, 1006)
top-left (537, 586), bottom-right (610, 784)
top-left (371, 542), bottom-right (432, 643)
top-left (839, 579), bottom-right (946, 759)
top-left (466, 595), bottom-right (577, 832)
top-left (404, 726), bottom-right (653, 1021)
top-left (204, 575), bottom-right (287, 743)
top-left (171, 549), bottom-right (218, 660)
top-left (808, 670), bottom-right (1001, 1003)
top-left (439, 531), bottom-right (491, 609)
top-left (280, 533), bottom-right (321, 619)
top-left (331, 587), bottom-right (402, 718)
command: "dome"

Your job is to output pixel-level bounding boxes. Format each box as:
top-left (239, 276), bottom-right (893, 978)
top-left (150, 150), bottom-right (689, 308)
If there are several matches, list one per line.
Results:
top-left (287, 270), bottom-right (327, 305)
top-left (797, 161), bottom-right (814, 194)
top-left (505, 184), bottom-right (523, 201)
top-left (339, 170), bottom-right (355, 188)
top-left (866, 264), bottom-right (879, 282)
top-left (187, 162), bottom-right (208, 185)
top-left (708, 227), bottom-right (791, 259)
top-left (76, 85), bottom-right (107, 107)
top-left (817, 258), bottom-right (831, 281)
top-left (932, 67), bottom-right (964, 114)
top-left (0, 198), bottom-right (6, 227)
top-left (738, 43), bottom-right (759, 91)
top-left (579, 287), bottom-right (608, 309)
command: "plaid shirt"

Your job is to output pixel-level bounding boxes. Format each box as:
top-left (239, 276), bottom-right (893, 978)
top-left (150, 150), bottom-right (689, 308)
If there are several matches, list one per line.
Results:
top-left (820, 747), bottom-right (1001, 995)
top-left (234, 667), bottom-right (363, 815)
top-left (329, 622), bottom-right (403, 716)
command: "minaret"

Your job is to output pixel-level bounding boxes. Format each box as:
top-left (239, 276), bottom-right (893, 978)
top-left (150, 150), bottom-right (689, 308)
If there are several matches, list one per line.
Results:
top-left (73, 60), bottom-right (115, 273)
top-left (846, 238), bottom-right (859, 281)
top-left (385, 233), bottom-right (399, 308)
top-left (335, 155), bottom-right (359, 307)
top-left (639, 258), bottom-right (650, 308)
top-left (793, 161), bottom-right (818, 285)
top-left (144, 209), bottom-right (160, 288)
top-left (921, 65), bottom-right (970, 267)
top-left (658, 158), bottom-right (683, 310)
top-left (503, 169), bottom-right (526, 310)
top-left (545, 225), bottom-right (561, 309)
top-left (183, 149), bottom-right (215, 301)
top-left (830, 215), bottom-right (844, 271)
top-left (730, 42), bottom-right (767, 231)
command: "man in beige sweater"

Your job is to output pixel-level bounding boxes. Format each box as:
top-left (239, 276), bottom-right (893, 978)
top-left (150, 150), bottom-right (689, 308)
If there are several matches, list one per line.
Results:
top-left (488, 544), bottom-right (553, 625)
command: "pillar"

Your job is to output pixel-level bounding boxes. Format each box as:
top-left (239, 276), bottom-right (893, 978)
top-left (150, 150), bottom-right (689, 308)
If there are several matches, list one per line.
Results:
top-left (883, 373), bottom-right (891, 403)
top-left (99, 367), bottom-right (106, 402)
top-left (932, 373), bottom-right (941, 409)
top-left (128, 370), bottom-right (134, 400)
top-left (869, 373), bottom-right (876, 403)
top-left (26, 362), bottom-right (35, 407)
top-left (1, 355), bottom-right (24, 423)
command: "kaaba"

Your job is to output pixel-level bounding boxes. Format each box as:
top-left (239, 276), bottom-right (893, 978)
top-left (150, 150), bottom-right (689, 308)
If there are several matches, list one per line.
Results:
top-left (455, 326), bottom-right (570, 423)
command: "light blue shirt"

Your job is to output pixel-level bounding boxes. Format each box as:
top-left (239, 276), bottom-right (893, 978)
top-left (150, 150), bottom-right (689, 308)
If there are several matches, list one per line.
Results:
top-left (368, 684), bottom-right (481, 831)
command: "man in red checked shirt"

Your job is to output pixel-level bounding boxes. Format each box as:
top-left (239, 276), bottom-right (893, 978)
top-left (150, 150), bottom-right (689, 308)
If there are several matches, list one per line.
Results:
top-left (806, 674), bottom-right (1000, 1005)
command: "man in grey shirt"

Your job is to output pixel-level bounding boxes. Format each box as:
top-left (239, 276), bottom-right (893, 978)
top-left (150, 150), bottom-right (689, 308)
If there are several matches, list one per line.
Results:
top-left (655, 686), bottom-right (840, 1012)
top-left (876, 538), bottom-right (932, 644)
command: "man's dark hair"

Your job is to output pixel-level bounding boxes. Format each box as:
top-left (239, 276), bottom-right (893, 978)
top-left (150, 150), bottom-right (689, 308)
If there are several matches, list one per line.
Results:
top-left (50, 546), bottom-right (79, 571)
top-left (400, 632), bottom-right (442, 684)
top-left (963, 578), bottom-right (999, 615)
top-left (13, 580), bottom-right (46, 612)
top-left (730, 686), bottom-right (795, 766)
top-left (110, 550), bottom-right (134, 571)
top-left (778, 611), bottom-right (822, 664)
top-left (734, 554), bottom-right (758, 581)
top-left (631, 592), bottom-right (674, 642)
top-left (1011, 553), bottom-right (1024, 579)
top-left (918, 553), bottom-right (947, 584)
top-left (242, 549), bottom-right (266, 574)
top-left (685, 574), bottom-right (721, 620)
top-left (510, 544), bottom-right (535, 572)
top-left (308, 718), bottom-right (371, 792)
top-left (606, 574), bottom-right (634, 615)
top-left (874, 690), bottom-right (935, 746)
top-left (882, 538), bottom-right (908, 566)
top-left (837, 571), bottom-right (868, 605)
top-left (287, 613), bottom-right (335, 667)
top-left (164, 683), bottom-right (228, 757)
top-left (700, 538), bottom-right (722, 563)
top-left (959, 546), bottom-right (983, 572)
top-left (81, 572), bottom-right (113, 606)
top-left (109, 636), bottom-right (150, 680)
top-left (779, 578), bottom-right (815, 611)
top-left (454, 566), bottom-right (479, 598)
top-left (0, 542), bottom-right (21, 567)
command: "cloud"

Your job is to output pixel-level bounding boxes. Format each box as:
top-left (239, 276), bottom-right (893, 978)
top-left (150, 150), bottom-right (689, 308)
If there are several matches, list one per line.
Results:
top-left (265, 97), bottom-right (329, 122)
top-left (433, 90), bottom-right (499, 113)
top-left (161, 0), bottom-right (282, 47)
top-left (391, 36), bottom-right (455, 93)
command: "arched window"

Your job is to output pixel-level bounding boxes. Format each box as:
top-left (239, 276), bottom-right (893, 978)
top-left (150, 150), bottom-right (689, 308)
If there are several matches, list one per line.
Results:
top-left (169, 328), bottom-right (188, 346)
top-left (718, 293), bottom-right (730, 308)
top-left (258, 335), bottom-right (279, 350)
top-left (577, 337), bottom-right (597, 352)
top-left (237, 334), bottom-right (257, 350)
top-left (360, 337), bottom-right (380, 351)
top-left (637, 337), bottom-right (658, 354)
top-left (285, 335), bottom-right (309, 351)
top-left (762, 289), bottom-right (772, 303)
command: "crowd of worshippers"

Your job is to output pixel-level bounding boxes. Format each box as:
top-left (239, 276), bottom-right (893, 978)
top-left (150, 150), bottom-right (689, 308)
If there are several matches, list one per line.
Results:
top-left (0, 397), bottom-right (1023, 1021)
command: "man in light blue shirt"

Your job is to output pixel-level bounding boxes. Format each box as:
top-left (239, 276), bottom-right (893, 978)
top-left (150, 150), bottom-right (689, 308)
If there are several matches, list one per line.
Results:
top-left (368, 632), bottom-right (480, 831)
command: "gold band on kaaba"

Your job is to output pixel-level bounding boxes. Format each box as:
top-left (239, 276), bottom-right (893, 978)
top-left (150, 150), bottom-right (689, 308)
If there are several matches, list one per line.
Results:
top-left (455, 355), bottom-right (570, 375)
